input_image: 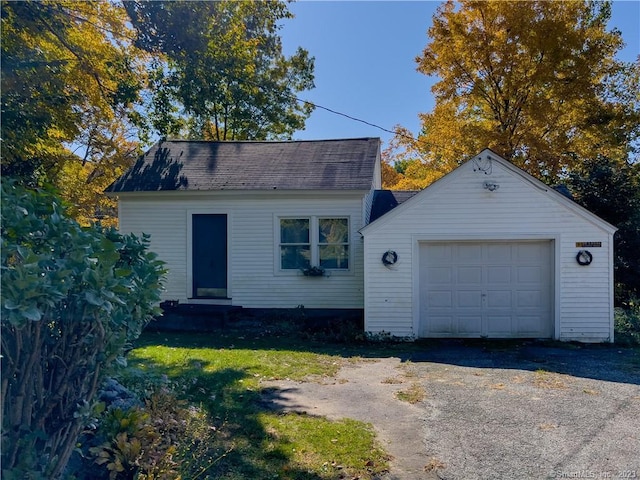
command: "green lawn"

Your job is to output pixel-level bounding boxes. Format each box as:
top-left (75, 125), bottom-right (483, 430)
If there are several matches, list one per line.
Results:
top-left (116, 332), bottom-right (394, 479)
top-left (107, 328), bottom-right (639, 479)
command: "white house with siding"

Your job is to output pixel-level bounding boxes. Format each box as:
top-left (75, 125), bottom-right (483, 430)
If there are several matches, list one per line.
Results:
top-left (106, 139), bottom-right (381, 311)
top-left (107, 141), bottom-right (616, 342)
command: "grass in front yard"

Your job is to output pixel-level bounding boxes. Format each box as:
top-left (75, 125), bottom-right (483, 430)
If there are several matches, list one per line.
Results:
top-left (118, 332), bottom-right (390, 479)
top-left (261, 414), bottom-right (388, 478)
top-left (395, 383), bottom-right (427, 404)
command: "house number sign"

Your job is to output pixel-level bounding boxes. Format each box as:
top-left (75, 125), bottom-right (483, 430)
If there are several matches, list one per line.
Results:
top-left (575, 242), bottom-right (602, 248)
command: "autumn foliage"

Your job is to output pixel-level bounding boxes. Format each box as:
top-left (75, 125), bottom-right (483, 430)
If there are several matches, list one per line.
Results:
top-left (1, 0), bottom-right (314, 225)
top-left (386, 0), bottom-right (639, 188)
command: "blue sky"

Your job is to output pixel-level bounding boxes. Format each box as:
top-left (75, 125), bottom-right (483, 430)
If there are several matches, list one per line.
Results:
top-left (280, 1), bottom-right (640, 147)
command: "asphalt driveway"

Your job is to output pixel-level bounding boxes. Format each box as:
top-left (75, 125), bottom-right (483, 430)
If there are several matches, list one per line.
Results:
top-left (261, 340), bottom-right (640, 480)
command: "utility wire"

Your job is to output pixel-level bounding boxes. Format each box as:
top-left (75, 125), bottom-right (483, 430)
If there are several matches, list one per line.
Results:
top-left (217, 67), bottom-right (416, 141)
top-left (273, 84), bottom-right (416, 141)
top-left (294, 97), bottom-right (414, 140)
top-left (15, 2), bottom-right (417, 142)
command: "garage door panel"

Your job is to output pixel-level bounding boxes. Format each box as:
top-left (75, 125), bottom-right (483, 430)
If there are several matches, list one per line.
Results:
top-left (518, 265), bottom-right (543, 283)
top-left (428, 244), bottom-right (453, 261)
top-left (457, 315), bottom-right (482, 334)
top-left (458, 244), bottom-right (483, 263)
top-left (420, 241), bottom-right (553, 338)
top-left (517, 316), bottom-right (545, 334)
top-left (487, 315), bottom-right (513, 335)
top-left (487, 243), bottom-right (513, 261)
top-left (487, 290), bottom-right (511, 308)
top-left (430, 316), bottom-right (454, 333)
top-left (517, 290), bottom-right (541, 307)
top-left (428, 291), bottom-right (453, 307)
top-left (458, 266), bottom-right (482, 283)
top-left (457, 290), bottom-right (482, 308)
top-left (487, 266), bottom-right (511, 283)
top-left (517, 242), bottom-right (546, 260)
top-left (428, 267), bottom-right (452, 284)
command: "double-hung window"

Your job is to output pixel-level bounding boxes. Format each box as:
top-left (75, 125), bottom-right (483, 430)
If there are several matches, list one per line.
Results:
top-left (318, 218), bottom-right (349, 269)
top-left (279, 217), bottom-right (349, 271)
top-left (280, 218), bottom-right (311, 269)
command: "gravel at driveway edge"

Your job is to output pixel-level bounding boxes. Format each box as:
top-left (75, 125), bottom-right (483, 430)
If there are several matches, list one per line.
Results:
top-left (260, 343), bottom-right (640, 480)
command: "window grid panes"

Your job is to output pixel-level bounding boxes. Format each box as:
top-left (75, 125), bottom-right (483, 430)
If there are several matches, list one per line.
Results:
top-left (280, 218), bottom-right (310, 269)
top-left (318, 218), bottom-right (349, 269)
top-left (279, 217), bottom-right (349, 271)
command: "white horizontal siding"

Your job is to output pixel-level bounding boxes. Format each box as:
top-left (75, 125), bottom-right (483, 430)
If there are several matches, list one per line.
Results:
top-left (118, 192), bottom-right (366, 309)
top-left (119, 202), bottom-right (187, 299)
top-left (363, 157), bottom-right (614, 342)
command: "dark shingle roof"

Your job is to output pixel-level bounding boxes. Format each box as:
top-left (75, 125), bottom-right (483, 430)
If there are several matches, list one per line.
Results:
top-left (106, 138), bottom-right (380, 193)
top-left (369, 190), bottom-right (419, 223)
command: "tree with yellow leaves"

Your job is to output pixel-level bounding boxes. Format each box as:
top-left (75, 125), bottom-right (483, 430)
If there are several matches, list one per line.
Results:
top-left (1, 1), bottom-right (145, 180)
top-left (387, 0), bottom-right (639, 188)
top-left (2, 0), bottom-right (315, 225)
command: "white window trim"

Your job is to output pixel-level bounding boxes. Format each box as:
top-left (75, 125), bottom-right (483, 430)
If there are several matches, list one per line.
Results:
top-left (274, 215), bottom-right (352, 276)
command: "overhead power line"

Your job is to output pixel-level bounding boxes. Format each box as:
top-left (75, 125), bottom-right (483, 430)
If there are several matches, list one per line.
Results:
top-left (294, 97), bottom-right (405, 138)
top-left (226, 69), bottom-right (416, 141)
top-left (285, 93), bottom-right (416, 141)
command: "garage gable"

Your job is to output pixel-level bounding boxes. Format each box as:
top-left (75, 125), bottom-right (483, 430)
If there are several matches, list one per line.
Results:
top-left (362, 149), bottom-right (616, 236)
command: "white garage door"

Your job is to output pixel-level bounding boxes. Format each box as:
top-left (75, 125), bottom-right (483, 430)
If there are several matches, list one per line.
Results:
top-left (419, 241), bottom-right (553, 338)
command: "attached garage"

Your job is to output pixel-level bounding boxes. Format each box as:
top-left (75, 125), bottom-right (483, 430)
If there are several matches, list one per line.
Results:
top-left (361, 149), bottom-right (617, 343)
top-left (419, 241), bottom-right (553, 338)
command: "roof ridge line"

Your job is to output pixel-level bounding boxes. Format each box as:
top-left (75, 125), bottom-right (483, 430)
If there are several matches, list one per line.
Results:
top-left (160, 137), bottom-right (380, 144)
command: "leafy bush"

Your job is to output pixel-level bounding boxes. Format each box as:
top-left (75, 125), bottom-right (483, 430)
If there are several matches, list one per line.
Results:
top-left (73, 377), bottom-right (217, 480)
top-left (89, 393), bottom-right (186, 480)
top-left (1, 180), bottom-right (165, 479)
top-left (614, 299), bottom-right (640, 345)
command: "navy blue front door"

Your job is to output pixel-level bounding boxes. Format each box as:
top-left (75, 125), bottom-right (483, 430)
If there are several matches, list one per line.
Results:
top-left (192, 214), bottom-right (227, 298)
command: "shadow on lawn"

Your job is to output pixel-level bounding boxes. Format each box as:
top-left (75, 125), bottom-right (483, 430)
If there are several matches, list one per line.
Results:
top-left (136, 330), bottom-right (640, 387)
top-left (126, 353), bottom-right (326, 480)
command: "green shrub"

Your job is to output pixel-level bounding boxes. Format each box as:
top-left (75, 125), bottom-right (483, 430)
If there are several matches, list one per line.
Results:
top-left (89, 393), bottom-right (185, 480)
top-left (615, 298), bottom-right (640, 345)
top-left (78, 381), bottom-right (216, 480)
top-left (1, 179), bottom-right (166, 479)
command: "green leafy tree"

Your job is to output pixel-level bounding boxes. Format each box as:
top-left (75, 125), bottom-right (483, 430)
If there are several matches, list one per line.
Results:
top-left (569, 156), bottom-right (640, 304)
top-left (123, 0), bottom-right (315, 140)
top-left (1, 180), bottom-right (166, 479)
top-left (389, 0), bottom-right (639, 186)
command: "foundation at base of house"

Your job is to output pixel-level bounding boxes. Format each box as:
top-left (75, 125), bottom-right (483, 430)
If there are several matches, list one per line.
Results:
top-left (147, 302), bottom-right (364, 334)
